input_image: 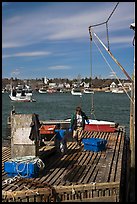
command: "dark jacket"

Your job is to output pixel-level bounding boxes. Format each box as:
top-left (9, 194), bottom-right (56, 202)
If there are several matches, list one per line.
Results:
top-left (70, 111), bottom-right (88, 130)
top-left (29, 113), bottom-right (41, 142)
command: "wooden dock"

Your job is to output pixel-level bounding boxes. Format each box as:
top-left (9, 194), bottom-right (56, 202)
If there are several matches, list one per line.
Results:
top-left (2, 128), bottom-right (130, 202)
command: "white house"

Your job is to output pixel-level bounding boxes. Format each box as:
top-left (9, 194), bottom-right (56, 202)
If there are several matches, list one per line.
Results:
top-left (110, 82), bottom-right (117, 89)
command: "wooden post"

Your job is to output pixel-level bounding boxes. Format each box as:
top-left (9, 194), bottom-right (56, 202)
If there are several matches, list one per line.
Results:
top-left (130, 34), bottom-right (135, 168)
top-left (130, 83), bottom-right (135, 167)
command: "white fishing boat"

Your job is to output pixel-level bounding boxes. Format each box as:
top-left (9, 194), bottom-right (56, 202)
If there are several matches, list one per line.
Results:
top-left (71, 88), bottom-right (82, 96)
top-left (38, 88), bottom-right (47, 93)
top-left (9, 88), bottom-right (36, 102)
top-left (111, 88), bottom-right (124, 93)
top-left (83, 88), bottom-right (94, 94)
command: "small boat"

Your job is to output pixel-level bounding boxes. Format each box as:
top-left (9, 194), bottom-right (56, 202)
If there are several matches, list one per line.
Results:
top-left (38, 88), bottom-right (47, 93)
top-left (83, 88), bottom-right (94, 94)
top-left (47, 88), bottom-right (56, 93)
top-left (111, 88), bottom-right (124, 93)
top-left (9, 89), bottom-right (36, 102)
top-left (65, 118), bottom-right (118, 132)
top-left (15, 84), bottom-right (33, 97)
top-left (71, 88), bottom-right (82, 96)
top-left (84, 119), bottom-right (118, 132)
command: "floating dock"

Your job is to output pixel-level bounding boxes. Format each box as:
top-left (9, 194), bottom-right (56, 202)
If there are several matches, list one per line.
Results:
top-left (2, 127), bottom-right (130, 202)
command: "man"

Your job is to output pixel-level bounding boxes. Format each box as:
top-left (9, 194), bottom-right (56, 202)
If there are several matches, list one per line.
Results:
top-left (69, 106), bottom-right (89, 145)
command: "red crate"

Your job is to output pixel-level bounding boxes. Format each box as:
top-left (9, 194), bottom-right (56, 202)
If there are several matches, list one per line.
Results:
top-left (39, 125), bottom-right (57, 135)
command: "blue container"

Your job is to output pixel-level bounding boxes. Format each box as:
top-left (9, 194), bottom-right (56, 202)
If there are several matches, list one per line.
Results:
top-left (4, 160), bottom-right (40, 178)
top-left (82, 138), bottom-right (107, 152)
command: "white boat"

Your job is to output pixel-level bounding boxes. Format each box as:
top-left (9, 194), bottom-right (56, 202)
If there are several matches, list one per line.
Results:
top-left (65, 118), bottom-right (118, 132)
top-left (9, 89), bottom-right (36, 102)
top-left (83, 88), bottom-right (94, 94)
top-left (38, 88), bottom-right (47, 93)
top-left (111, 88), bottom-right (124, 93)
top-left (71, 88), bottom-right (82, 96)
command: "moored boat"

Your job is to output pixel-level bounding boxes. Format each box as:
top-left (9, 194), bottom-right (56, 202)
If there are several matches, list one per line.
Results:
top-left (38, 88), bottom-right (47, 93)
top-left (71, 88), bottom-right (82, 96)
top-left (65, 118), bottom-right (118, 132)
top-left (9, 89), bottom-right (36, 102)
top-left (111, 88), bottom-right (124, 93)
top-left (83, 88), bottom-right (94, 94)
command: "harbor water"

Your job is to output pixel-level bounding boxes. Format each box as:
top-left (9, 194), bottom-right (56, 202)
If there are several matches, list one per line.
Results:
top-left (2, 91), bottom-right (130, 142)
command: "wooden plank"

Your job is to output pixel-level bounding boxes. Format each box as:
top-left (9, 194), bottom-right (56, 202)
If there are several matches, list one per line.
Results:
top-left (56, 151), bottom-right (87, 185)
top-left (110, 130), bottom-right (124, 182)
top-left (82, 132), bottom-right (106, 183)
top-left (46, 147), bottom-right (85, 185)
top-left (2, 129), bottom-right (126, 202)
top-left (115, 132), bottom-right (125, 182)
top-left (12, 142), bottom-right (78, 191)
top-left (78, 152), bottom-right (95, 183)
top-left (62, 195), bottom-right (118, 202)
top-left (95, 132), bottom-right (111, 183)
top-left (98, 131), bottom-right (120, 183)
top-left (2, 142), bottom-right (76, 192)
top-left (62, 151), bottom-right (90, 185)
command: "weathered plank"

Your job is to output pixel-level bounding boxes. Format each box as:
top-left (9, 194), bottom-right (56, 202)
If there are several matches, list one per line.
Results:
top-left (2, 127), bottom-right (128, 202)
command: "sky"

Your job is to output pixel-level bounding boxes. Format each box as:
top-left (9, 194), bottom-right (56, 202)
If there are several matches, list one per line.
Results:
top-left (2, 2), bottom-right (135, 80)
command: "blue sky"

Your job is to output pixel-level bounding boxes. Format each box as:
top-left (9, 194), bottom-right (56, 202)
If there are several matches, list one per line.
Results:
top-left (2, 2), bottom-right (135, 80)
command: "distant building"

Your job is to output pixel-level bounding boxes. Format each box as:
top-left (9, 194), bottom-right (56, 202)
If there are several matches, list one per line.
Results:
top-left (64, 83), bottom-right (70, 89)
top-left (58, 83), bottom-right (64, 89)
top-left (110, 82), bottom-right (117, 89)
top-left (44, 77), bottom-right (49, 84)
top-left (48, 83), bottom-right (57, 88)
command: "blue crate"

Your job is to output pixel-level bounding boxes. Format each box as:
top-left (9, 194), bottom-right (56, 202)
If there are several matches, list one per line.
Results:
top-left (4, 158), bottom-right (40, 178)
top-left (82, 138), bottom-right (107, 152)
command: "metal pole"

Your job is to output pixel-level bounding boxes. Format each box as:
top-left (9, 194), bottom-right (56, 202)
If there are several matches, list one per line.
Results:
top-left (93, 32), bottom-right (133, 82)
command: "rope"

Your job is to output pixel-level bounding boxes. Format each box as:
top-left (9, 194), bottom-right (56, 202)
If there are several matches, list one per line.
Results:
top-left (106, 2), bottom-right (119, 23)
top-left (6, 156), bottom-right (45, 178)
top-left (105, 2), bottom-right (119, 51)
top-left (89, 2), bottom-right (119, 51)
top-left (92, 36), bottom-right (134, 104)
top-left (44, 133), bottom-right (57, 146)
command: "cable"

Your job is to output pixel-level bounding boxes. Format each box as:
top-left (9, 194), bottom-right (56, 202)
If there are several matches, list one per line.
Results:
top-left (106, 2), bottom-right (119, 23)
top-left (89, 2), bottom-right (119, 50)
top-left (93, 37), bottom-right (134, 104)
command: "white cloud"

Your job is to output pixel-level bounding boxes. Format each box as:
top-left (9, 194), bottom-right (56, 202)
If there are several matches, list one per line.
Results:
top-left (2, 2), bottom-right (135, 49)
top-left (2, 51), bottom-right (51, 58)
top-left (48, 65), bottom-right (71, 70)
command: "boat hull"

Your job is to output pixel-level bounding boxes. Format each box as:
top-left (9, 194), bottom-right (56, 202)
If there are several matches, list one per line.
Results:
top-left (84, 124), bottom-right (117, 132)
top-left (9, 95), bottom-right (34, 102)
top-left (65, 118), bottom-right (118, 132)
top-left (71, 89), bottom-right (82, 96)
top-left (38, 90), bottom-right (47, 93)
top-left (84, 119), bottom-right (118, 132)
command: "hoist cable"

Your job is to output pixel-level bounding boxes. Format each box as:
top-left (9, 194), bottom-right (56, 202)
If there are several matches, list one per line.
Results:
top-left (106, 2), bottom-right (119, 23)
top-left (89, 2), bottom-right (120, 50)
top-left (105, 2), bottom-right (119, 50)
top-left (92, 37), bottom-right (134, 105)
